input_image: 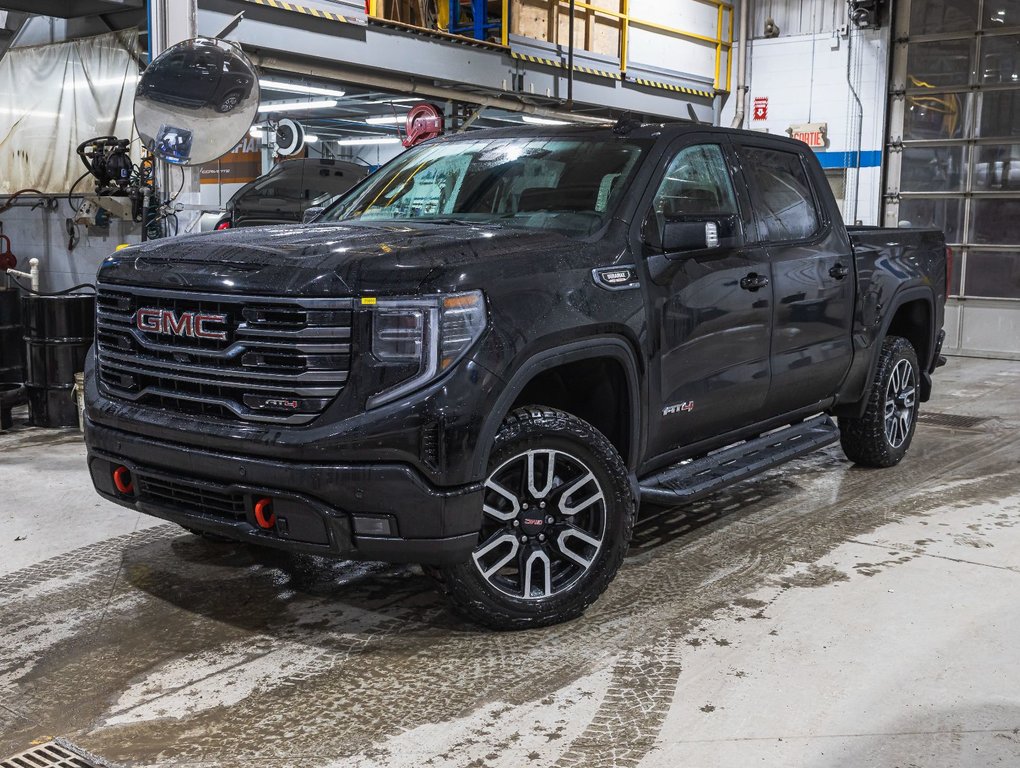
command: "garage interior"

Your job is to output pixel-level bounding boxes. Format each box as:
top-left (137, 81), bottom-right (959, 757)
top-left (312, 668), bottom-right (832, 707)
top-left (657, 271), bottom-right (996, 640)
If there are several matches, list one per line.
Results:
top-left (1, 0), bottom-right (1019, 766)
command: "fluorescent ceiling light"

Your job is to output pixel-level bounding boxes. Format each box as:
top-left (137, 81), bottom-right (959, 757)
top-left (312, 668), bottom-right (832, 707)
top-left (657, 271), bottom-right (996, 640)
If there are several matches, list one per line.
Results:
top-left (522, 115), bottom-right (569, 125)
top-left (257, 99), bottom-right (338, 113)
top-left (259, 79), bottom-right (346, 98)
top-left (364, 115), bottom-right (404, 125)
top-left (360, 97), bottom-right (423, 105)
top-left (335, 137), bottom-right (402, 146)
top-left (304, 134), bottom-right (319, 143)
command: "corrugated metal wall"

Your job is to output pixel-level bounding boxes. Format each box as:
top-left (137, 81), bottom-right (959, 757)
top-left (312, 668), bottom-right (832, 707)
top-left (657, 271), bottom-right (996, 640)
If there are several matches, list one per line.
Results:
top-left (751, 0), bottom-right (846, 38)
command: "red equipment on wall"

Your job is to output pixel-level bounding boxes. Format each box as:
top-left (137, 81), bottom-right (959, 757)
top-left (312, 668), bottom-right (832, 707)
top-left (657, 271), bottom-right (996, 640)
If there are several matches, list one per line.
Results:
top-left (0, 234), bottom-right (15, 272)
top-left (403, 103), bottom-right (445, 147)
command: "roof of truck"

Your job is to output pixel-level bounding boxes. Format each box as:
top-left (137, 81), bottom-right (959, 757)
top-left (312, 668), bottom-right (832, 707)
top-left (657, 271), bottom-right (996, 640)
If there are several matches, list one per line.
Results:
top-left (432, 122), bottom-right (811, 151)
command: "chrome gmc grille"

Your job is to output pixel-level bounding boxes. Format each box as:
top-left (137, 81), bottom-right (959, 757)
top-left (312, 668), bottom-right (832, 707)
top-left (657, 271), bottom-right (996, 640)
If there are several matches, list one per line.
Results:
top-left (95, 285), bottom-right (353, 424)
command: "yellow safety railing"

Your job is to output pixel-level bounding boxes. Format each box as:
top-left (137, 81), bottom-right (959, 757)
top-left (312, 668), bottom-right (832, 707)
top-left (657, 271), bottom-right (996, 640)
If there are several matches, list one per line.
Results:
top-left (368, 0), bottom-right (733, 92)
top-left (504, 0), bottom-right (733, 91)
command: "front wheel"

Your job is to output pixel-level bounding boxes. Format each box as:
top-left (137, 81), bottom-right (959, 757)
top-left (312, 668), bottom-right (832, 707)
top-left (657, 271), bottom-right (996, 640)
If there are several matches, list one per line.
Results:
top-left (431, 407), bottom-right (635, 630)
top-left (838, 335), bottom-right (920, 468)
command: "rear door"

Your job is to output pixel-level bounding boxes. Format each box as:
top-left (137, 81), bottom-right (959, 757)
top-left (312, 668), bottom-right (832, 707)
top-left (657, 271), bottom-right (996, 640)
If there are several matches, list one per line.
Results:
top-left (734, 142), bottom-right (855, 415)
top-left (637, 135), bottom-right (773, 459)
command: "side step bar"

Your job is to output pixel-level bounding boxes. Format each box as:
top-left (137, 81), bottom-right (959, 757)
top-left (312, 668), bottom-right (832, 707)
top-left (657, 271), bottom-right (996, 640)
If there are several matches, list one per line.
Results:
top-left (638, 415), bottom-right (840, 506)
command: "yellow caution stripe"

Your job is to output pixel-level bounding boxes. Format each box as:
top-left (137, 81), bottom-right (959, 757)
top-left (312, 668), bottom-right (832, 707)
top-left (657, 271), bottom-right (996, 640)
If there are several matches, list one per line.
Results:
top-left (628, 76), bottom-right (713, 99)
top-left (510, 51), bottom-right (622, 80)
top-left (242, 0), bottom-right (366, 25)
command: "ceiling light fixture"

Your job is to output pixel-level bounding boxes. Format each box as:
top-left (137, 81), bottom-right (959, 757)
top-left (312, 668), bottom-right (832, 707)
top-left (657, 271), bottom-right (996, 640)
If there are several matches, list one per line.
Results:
top-left (257, 99), bottom-right (338, 113)
top-left (359, 97), bottom-right (424, 105)
top-left (364, 116), bottom-right (404, 125)
top-left (522, 115), bottom-right (570, 125)
top-left (334, 137), bottom-right (403, 146)
top-left (259, 80), bottom-right (346, 98)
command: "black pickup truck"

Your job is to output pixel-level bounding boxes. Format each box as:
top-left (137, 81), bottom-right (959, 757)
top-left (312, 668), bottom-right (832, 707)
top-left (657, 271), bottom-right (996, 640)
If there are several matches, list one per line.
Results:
top-left (84, 125), bottom-right (948, 629)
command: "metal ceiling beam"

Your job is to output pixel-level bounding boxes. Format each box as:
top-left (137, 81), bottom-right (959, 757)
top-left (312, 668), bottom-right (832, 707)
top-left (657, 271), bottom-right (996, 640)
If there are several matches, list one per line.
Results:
top-left (0, 0), bottom-right (143, 18)
top-left (197, 0), bottom-right (711, 123)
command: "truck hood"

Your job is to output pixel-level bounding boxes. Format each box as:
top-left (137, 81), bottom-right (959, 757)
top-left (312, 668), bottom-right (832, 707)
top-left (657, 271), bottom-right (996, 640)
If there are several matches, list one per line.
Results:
top-left (98, 221), bottom-right (577, 296)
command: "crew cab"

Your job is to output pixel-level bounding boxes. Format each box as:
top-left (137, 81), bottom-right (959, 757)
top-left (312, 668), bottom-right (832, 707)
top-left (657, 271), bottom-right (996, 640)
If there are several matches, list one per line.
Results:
top-left (84, 124), bottom-right (948, 629)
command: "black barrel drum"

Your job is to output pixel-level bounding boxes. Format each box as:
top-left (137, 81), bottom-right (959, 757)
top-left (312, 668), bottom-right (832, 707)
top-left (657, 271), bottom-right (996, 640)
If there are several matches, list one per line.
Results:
top-left (22, 294), bottom-right (95, 427)
top-left (0, 288), bottom-right (25, 428)
top-left (0, 288), bottom-right (23, 387)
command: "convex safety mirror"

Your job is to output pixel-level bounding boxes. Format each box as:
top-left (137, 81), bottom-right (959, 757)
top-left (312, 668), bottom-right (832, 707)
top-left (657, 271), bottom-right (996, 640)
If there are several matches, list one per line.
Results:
top-left (134, 37), bottom-right (259, 166)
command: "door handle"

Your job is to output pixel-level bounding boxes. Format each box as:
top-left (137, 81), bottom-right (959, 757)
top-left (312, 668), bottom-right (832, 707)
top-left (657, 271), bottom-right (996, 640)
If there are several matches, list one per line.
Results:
top-left (740, 272), bottom-right (770, 291)
top-left (829, 263), bottom-right (850, 280)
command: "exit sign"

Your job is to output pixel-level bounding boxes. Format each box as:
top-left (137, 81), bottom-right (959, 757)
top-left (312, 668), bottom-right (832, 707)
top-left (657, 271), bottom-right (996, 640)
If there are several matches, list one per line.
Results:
top-left (788, 122), bottom-right (828, 148)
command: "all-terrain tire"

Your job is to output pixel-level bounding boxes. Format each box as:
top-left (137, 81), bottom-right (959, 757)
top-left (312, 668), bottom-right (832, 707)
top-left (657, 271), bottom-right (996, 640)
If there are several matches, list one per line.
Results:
top-left (838, 335), bottom-right (920, 468)
top-left (431, 407), bottom-right (635, 630)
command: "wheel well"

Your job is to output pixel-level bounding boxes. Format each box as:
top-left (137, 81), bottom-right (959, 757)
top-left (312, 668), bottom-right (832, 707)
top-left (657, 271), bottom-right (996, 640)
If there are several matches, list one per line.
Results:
top-left (886, 299), bottom-right (932, 367)
top-left (510, 357), bottom-right (632, 464)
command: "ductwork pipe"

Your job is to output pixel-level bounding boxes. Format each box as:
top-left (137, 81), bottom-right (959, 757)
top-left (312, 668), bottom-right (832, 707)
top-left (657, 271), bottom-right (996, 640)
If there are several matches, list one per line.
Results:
top-left (730, 0), bottom-right (750, 128)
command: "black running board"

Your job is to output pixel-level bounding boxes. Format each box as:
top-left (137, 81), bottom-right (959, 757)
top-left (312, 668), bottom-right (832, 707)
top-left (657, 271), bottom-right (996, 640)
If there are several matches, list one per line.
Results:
top-left (639, 415), bottom-right (839, 506)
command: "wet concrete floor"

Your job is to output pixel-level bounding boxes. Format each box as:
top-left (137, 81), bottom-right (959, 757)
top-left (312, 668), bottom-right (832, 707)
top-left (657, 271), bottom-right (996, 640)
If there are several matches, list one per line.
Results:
top-left (1, 356), bottom-right (1018, 767)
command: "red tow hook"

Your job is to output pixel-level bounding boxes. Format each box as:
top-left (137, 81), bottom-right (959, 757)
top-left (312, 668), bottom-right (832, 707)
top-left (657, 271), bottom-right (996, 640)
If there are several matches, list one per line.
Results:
top-left (254, 497), bottom-right (276, 529)
top-left (112, 466), bottom-right (134, 495)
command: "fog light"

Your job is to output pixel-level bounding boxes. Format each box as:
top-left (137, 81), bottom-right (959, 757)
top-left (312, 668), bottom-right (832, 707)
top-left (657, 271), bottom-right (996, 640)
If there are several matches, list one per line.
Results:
top-left (352, 515), bottom-right (394, 536)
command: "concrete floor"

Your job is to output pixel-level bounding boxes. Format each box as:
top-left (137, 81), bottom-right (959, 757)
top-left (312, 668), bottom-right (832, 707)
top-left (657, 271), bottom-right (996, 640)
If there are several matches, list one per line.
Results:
top-left (1, 356), bottom-right (1019, 768)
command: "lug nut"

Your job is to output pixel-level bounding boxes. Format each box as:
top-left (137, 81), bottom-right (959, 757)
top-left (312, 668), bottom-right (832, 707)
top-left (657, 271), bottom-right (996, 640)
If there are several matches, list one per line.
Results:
top-left (520, 535), bottom-right (528, 544)
top-left (522, 502), bottom-right (529, 510)
top-left (546, 516), bottom-right (554, 524)
top-left (512, 519), bottom-right (520, 527)
top-left (538, 534), bottom-right (546, 542)
top-left (540, 501), bottom-right (546, 509)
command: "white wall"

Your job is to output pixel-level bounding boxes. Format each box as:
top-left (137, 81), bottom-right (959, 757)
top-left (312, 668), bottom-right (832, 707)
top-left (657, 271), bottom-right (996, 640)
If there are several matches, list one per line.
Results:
top-left (722, 5), bottom-right (890, 225)
top-left (1, 204), bottom-right (137, 292)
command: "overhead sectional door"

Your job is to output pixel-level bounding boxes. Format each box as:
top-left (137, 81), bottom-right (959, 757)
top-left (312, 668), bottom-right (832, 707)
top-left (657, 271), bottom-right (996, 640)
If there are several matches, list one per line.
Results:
top-left (885, 0), bottom-right (1020, 358)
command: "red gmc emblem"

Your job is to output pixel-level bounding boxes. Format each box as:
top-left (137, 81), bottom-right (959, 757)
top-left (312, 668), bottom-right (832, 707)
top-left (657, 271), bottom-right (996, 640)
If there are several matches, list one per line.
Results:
top-left (135, 307), bottom-right (228, 341)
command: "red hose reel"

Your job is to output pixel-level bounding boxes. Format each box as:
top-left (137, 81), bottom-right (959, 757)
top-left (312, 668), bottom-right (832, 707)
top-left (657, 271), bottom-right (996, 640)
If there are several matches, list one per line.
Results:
top-left (0, 234), bottom-right (15, 272)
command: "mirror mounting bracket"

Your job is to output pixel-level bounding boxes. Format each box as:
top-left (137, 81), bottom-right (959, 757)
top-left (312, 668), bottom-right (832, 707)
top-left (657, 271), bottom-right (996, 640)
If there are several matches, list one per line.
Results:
top-left (212, 12), bottom-right (245, 40)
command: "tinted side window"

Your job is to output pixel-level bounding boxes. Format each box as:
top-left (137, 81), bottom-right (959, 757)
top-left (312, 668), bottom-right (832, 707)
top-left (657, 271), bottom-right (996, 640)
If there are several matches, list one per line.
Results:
top-left (652, 144), bottom-right (737, 220)
top-left (740, 147), bottom-right (821, 240)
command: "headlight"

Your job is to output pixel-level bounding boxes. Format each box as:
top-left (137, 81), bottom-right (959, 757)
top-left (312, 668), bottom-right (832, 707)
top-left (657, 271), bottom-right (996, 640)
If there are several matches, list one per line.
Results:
top-left (367, 290), bottom-right (487, 408)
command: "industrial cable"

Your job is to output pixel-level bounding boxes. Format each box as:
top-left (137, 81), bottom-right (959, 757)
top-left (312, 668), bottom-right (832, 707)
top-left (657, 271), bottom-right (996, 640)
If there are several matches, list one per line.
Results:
top-left (67, 171), bottom-right (91, 215)
top-left (6, 273), bottom-right (96, 296)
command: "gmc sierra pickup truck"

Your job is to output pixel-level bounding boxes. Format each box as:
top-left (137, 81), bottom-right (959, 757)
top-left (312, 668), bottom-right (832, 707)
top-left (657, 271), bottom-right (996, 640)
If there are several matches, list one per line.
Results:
top-left (85, 124), bottom-right (948, 629)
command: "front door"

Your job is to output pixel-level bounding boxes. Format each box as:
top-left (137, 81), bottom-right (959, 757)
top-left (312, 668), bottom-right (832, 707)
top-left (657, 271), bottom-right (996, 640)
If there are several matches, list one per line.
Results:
top-left (639, 137), bottom-right (773, 460)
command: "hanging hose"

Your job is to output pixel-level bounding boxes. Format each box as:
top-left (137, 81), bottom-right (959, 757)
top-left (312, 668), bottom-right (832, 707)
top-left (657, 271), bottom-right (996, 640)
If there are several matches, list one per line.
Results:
top-left (0, 189), bottom-right (48, 214)
top-left (5, 274), bottom-right (96, 297)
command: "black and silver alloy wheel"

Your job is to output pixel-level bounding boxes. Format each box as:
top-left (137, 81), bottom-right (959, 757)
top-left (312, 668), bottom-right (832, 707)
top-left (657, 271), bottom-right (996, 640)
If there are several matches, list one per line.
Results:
top-left (884, 358), bottom-right (916, 449)
top-left (839, 335), bottom-right (920, 468)
top-left (474, 449), bottom-right (607, 600)
top-left (430, 407), bottom-right (635, 630)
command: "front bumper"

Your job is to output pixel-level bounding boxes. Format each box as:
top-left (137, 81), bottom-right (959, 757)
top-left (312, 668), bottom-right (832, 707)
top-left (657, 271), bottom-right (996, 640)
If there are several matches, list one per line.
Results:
top-left (86, 419), bottom-right (482, 565)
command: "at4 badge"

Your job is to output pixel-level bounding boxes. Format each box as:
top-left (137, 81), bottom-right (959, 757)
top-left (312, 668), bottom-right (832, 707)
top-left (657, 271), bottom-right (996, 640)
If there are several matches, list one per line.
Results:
top-left (663, 401), bottom-right (695, 416)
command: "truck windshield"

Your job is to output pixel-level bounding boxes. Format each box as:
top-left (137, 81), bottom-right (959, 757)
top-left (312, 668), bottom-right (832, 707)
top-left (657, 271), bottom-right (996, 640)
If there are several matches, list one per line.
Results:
top-left (322, 136), bottom-right (650, 236)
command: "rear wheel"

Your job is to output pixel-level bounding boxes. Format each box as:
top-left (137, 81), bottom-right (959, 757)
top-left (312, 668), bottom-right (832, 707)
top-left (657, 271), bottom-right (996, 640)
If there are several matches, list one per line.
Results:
top-left (217, 90), bottom-right (242, 113)
top-left (838, 335), bottom-right (920, 467)
top-left (432, 407), bottom-right (635, 630)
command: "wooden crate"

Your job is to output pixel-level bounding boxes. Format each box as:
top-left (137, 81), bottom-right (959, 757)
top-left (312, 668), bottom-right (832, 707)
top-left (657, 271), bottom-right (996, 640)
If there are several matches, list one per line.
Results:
top-left (511, 0), bottom-right (621, 60)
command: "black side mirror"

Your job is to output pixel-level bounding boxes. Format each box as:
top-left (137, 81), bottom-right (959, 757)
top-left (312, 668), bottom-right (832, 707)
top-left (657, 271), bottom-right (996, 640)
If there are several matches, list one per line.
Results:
top-left (662, 220), bottom-right (720, 253)
top-left (302, 206), bottom-right (325, 224)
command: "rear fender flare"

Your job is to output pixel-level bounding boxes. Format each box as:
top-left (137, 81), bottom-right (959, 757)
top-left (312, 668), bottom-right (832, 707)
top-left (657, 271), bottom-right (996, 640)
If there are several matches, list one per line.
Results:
top-left (841, 286), bottom-right (935, 418)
